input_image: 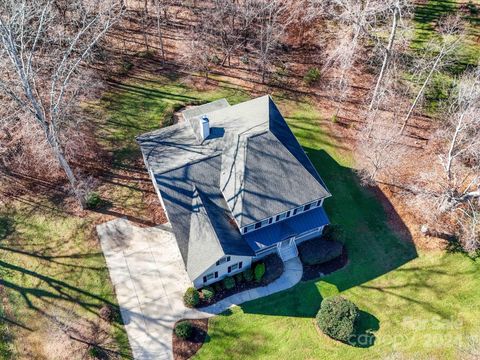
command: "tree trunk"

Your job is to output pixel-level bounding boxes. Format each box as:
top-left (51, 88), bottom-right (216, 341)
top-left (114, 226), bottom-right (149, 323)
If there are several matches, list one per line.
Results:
top-left (369, 6), bottom-right (398, 111)
top-left (156, 4), bottom-right (166, 62)
top-left (45, 124), bottom-right (85, 208)
top-left (399, 50), bottom-right (443, 134)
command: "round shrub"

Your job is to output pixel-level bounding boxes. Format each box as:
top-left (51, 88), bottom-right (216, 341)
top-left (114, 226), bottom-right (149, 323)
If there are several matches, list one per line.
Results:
top-left (254, 263), bottom-right (265, 282)
top-left (183, 287), bottom-right (199, 308)
top-left (85, 192), bottom-right (102, 209)
top-left (303, 67), bottom-right (320, 85)
top-left (223, 276), bottom-right (235, 290)
top-left (175, 321), bottom-right (193, 339)
top-left (234, 272), bottom-right (244, 284)
top-left (243, 268), bottom-right (254, 282)
top-left (201, 286), bottom-right (215, 302)
top-left (316, 296), bottom-right (359, 342)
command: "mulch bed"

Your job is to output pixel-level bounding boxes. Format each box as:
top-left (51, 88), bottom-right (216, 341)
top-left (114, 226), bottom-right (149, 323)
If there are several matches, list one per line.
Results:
top-left (197, 253), bottom-right (284, 308)
top-left (173, 318), bottom-right (208, 360)
top-left (301, 246), bottom-right (348, 281)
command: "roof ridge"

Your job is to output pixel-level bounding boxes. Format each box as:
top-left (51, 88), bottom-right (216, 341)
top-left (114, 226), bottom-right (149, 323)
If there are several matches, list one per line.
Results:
top-left (192, 185), bottom-right (224, 250)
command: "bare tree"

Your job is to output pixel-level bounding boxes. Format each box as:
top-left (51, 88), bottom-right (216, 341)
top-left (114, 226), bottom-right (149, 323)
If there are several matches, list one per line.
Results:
top-left (154, 0), bottom-right (167, 62)
top-left (399, 15), bottom-right (464, 134)
top-left (0, 0), bottom-right (123, 207)
top-left (411, 68), bottom-right (480, 251)
top-left (368, 0), bottom-right (411, 111)
top-left (254, 0), bottom-right (291, 84)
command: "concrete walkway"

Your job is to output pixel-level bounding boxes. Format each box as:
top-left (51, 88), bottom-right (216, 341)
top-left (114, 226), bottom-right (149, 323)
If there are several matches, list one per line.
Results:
top-left (97, 218), bottom-right (303, 360)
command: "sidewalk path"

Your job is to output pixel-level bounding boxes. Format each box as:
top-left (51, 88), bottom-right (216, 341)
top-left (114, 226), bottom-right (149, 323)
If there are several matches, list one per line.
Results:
top-left (97, 218), bottom-right (303, 360)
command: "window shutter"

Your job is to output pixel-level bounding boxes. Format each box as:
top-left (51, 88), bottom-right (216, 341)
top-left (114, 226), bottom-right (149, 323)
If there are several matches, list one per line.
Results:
top-left (227, 256), bottom-right (231, 262)
top-left (239, 262), bottom-right (243, 269)
top-left (228, 266), bottom-right (231, 273)
top-left (216, 260), bottom-right (220, 266)
top-left (203, 276), bottom-right (207, 283)
top-left (215, 271), bottom-right (218, 278)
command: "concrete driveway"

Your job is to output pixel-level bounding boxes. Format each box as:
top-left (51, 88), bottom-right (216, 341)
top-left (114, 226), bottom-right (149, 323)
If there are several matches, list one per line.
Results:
top-left (97, 218), bottom-right (303, 360)
top-left (97, 218), bottom-right (192, 360)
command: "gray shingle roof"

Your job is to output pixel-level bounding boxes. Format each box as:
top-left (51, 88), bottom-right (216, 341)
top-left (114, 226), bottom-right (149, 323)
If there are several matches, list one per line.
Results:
top-left (137, 95), bottom-right (330, 281)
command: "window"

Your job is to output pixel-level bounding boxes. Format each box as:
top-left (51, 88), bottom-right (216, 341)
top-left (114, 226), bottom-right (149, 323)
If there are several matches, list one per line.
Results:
top-left (228, 262), bottom-right (243, 273)
top-left (203, 271), bottom-right (219, 283)
top-left (243, 227), bottom-right (248, 234)
top-left (275, 214), bottom-right (280, 221)
top-left (303, 203), bottom-right (311, 211)
top-left (316, 199), bottom-right (323, 207)
top-left (292, 208), bottom-right (298, 216)
top-left (268, 217), bottom-right (273, 224)
top-left (278, 213), bottom-right (286, 221)
top-left (286, 210), bottom-right (291, 218)
top-left (255, 222), bottom-right (262, 229)
top-left (216, 256), bottom-right (231, 266)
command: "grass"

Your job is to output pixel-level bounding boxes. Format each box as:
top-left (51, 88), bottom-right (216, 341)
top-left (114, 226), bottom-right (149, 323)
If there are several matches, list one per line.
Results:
top-left (88, 74), bottom-right (249, 167)
top-left (194, 97), bottom-right (480, 359)
top-left (0, 204), bottom-right (131, 359)
top-left (410, 0), bottom-right (480, 114)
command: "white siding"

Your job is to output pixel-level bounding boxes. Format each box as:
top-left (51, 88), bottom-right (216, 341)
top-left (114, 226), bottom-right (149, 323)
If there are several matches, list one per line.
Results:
top-left (193, 254), bottom-right (253, 288)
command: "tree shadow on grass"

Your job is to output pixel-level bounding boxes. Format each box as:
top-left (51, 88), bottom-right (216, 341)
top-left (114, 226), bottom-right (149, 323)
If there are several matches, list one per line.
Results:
top-left (231, 149), bottom-right (423, 350)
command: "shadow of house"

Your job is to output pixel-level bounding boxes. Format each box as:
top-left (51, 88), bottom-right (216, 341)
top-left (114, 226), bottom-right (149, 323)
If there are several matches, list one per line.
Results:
top-left (237, 150), bottom-right (418, 328)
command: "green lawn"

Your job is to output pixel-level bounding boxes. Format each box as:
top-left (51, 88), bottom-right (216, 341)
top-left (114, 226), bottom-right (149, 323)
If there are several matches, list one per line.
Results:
top-left (0, 204), bottom-right (131, 359)
top-left (194, 98), bottom-right (480, 359)
top-left (412, 0), bottom-right (480, 113)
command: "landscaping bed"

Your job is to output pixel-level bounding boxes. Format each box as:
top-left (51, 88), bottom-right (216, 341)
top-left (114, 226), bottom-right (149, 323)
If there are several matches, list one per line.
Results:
top-left (298, 234), bottom-right (348, 281)
top-left (301, 246), bottom-right (348, 281)
top-left (173, 318), bottom-right (208, 360)
top-left (197, 253), bottom-right (284, 308)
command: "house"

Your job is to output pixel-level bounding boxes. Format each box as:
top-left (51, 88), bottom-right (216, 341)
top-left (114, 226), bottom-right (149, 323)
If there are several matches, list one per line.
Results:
top-left (137, 95), bottom-right (331, 288)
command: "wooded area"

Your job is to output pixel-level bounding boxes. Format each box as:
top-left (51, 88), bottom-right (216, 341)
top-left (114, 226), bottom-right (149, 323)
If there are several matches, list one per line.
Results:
top-left (2, 0), bottom-right (477, 252)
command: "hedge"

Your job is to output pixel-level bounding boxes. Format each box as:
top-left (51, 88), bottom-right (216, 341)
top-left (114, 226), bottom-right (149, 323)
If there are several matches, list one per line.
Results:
top-left (298, 239), bottom-right (343, 265)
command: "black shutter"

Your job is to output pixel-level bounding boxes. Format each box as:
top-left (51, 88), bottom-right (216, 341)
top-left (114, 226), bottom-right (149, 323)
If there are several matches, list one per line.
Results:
top-left (239, 262), bottom-right (243, 269)
top-left (227, 256), bottom-right (231, 262)
top-left (215, 271), bottom-right (218, 278)
top-left (203, 276), bottom-right (207, 283)
top-left (228, 266), bottom-right (231, 273)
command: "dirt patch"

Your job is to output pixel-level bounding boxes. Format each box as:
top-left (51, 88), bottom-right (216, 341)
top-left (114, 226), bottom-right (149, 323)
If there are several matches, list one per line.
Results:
top-left (173, 318), bottom-right (208, 360)
top-left (301, 246), bottom-right (348, 282)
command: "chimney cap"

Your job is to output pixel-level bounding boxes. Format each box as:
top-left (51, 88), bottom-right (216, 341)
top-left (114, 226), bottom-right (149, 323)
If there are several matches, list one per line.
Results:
top-left (200, 114), bottom-right (209, 123)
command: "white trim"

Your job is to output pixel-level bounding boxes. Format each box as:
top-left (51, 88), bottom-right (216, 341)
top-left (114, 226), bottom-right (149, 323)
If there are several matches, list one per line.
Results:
top-left (241, 199), bottom-right (325, 234)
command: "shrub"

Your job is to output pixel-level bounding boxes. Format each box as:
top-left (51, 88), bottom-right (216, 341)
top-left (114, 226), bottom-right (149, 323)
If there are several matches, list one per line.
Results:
top-left (121, 60), bottom-right (133, 74)
top-left (254, 263), bottom-right (265, 282)
top-left (316, 296), bottom-right (359, 342)
top-left (201, 286), bottom-right (215, 302)
top-left (467, 1), bottom-right (478, 15)
top-left (234, 272), bottom-right (244, 284)
top-left (88, 346), bottom-right (107, 359)
top-left (183, 287), bottom-right (199, 308)
top-left (223, 276), bottom-right (235, 290)
top-left (298, 238), bottom-right (343, 266)
top-left (240, 54), bottom-right (249, 64)
top-left (175, 321), bottom-right (193, 340)
top-left (85, 192), bottom-right (102, 209)
top-left (243, 268), bottom-right (254, 282)
top-left (213, 282), bottom-right (223, 293)
top-left (99, 304), bottom-right (118, 323)
top-left (303, 67), bottom-right (321, 85)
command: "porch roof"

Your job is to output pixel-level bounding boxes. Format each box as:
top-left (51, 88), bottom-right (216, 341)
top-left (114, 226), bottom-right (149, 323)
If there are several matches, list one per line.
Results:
top-left (244, 206), bottom-right (330, 252)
